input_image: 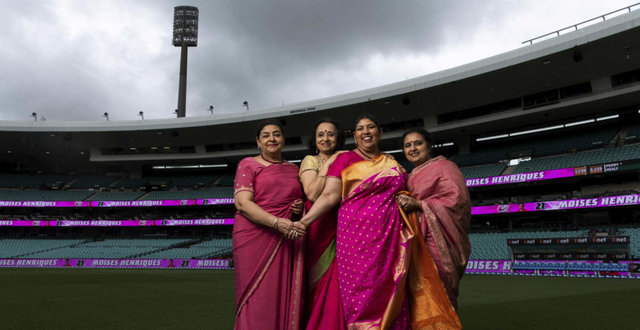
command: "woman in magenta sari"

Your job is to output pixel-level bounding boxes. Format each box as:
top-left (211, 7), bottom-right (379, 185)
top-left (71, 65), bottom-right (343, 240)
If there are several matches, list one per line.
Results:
top-left (298, 118), bottom-right (346, 329)
top-left (299, 114), bottom-right (461, 329)
top-left (233, 119), bottom-right (306, 329)
top-left (396, 128), bottom-right (472, 309)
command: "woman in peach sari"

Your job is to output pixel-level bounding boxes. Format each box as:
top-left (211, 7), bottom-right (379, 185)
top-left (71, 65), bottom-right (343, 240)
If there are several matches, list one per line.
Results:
top-left (396, 128), bottom-right (472, 309)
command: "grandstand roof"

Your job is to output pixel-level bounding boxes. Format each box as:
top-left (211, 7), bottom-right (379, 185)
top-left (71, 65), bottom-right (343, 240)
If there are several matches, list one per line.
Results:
top-left (1, 9), bottom-right (640, 173)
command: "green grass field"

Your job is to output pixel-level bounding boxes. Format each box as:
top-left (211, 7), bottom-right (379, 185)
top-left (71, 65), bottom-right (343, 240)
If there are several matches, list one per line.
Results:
top-left (1, 269), bottom-right (638, 329)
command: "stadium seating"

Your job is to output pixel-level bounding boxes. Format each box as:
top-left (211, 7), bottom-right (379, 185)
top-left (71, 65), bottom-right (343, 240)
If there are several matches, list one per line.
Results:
top-left (460, 163), bottom-right (507, 179)
top-left (88, 191), bottom-right (144, 201)
top-left (68, 176), bottom-right (120, 189)
top-left (0, 190), bottom-right (93, 201)
top-left (143, 239), bottom-right (232, 259)
top-left (451, 127), bottom-right (618, 168)
top-left (0, 239), bottom-right (86, 258)
top-left (0, 174), bottom-right (71, 189)
top-left (512, 143), bottom-right (640, 174)
top-left (468, 230), bottom-right (588, 260)
top-left (618, 227), bottom-right (640, 257)
top-left (26, 238), bottom-right (198, 259)
top-left (140, 187), bottom-right (233, 200)
top-left (145, 175), bottom-right (220, 188)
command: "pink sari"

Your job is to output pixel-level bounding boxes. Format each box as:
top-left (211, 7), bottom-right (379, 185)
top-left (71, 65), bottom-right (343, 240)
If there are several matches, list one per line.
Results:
top-left (300, 154), bottom-right (345, 330)
top-left (328, 151), bottom-right (411, 329)
top-left (233, 157), bottom-right (305, 330)
top-left (303, 199), bottom-right (345, 330)
top-left (407, 156), bottom-right (472, 309)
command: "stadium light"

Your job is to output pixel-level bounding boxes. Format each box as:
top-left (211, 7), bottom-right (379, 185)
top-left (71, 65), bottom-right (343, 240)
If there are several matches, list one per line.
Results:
top-left (208, 105), bottom-right (214, 115)
top-left (103, 112), bottom-right (109, 121)
top-left (565, 119), bottom-right (594, 127)
top-left (242, 101), bottom-right (249, 111)
top-left (152, 164), bottom-right (227, 169)
top-left (510, 125), bottom-right (563, 137)
top-left (173, 6), bottom-right (199, 118)
top-left (596, 114), bottom-right (619, 121)
top-left (138, 111), bottom-right (144, 120)
top-left (31, 112), bottom-right (37, 122)
top-left (476, 134), bottom-right (508, 142)
top-left (433, 142), bottom-right (454, 148)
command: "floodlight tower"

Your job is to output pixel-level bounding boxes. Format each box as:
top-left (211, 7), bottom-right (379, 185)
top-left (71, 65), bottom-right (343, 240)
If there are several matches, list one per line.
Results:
top-left (172, 6), bottom-right (199, 118)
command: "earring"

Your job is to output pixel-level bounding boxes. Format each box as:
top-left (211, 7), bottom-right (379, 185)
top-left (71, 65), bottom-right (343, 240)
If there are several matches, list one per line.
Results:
top-left (315, 147), bottom-right (319, 154)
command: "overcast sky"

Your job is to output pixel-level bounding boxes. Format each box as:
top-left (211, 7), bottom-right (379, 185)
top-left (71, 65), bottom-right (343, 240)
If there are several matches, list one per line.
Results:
top-left (0, 0), bottom-right (636, 122)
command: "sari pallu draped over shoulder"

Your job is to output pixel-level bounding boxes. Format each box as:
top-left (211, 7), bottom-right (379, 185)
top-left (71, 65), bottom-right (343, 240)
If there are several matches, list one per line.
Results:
top-left (407, 155), bottom-right (472, 310)
top-left (233, 158), bottom-right (305, 330)
top-left (333, 151), bottom-right (461, 329)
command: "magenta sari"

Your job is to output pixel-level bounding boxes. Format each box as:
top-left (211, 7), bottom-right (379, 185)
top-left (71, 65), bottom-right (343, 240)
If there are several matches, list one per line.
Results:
top-left (233, 157), bottom-right (305, 330)
top-left (407, 156), bottom-right (472, 309)
top-left (327, 151), bottom-right (411, 329)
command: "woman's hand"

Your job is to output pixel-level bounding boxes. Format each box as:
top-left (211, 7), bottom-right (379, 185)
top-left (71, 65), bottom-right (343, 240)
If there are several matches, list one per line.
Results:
top-left (290, 199), bottom-right (304, 216)
top-left (276, 217), bottom-right (307, 239)
top-left (396, 194), bottom-right (421, 213)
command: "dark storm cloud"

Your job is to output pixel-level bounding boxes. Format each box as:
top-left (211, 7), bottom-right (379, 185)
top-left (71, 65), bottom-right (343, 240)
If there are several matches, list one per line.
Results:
top-left (0, 0), bottom-right (634, 121)
top-left (187, 0), bottom-right (497, 113)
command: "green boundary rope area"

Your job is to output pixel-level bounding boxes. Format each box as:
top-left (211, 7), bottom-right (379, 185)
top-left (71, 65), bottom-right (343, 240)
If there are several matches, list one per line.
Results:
top-left (0, 270), bottom-right (637, 329)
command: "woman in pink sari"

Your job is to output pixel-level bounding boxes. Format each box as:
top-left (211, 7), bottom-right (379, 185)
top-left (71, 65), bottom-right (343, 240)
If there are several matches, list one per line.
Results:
top-left (396, 128), bottom-right (472, 309)
top-left (298, 118), bottom-right (346, 329)
top-left (233, 120), bottom-right (306, 329)
top-left (299, 115), bottom-right (461, 329)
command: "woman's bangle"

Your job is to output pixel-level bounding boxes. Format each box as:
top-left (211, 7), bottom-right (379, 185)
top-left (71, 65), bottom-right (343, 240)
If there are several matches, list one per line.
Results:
top-left (272, 217), bottom-right (279, 229)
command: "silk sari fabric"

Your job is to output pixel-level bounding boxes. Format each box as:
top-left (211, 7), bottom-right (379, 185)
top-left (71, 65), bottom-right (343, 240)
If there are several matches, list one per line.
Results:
top-left (328, 151), bottom-right (411, 329)
top-left (299, 155), bottom-right (345, 330)
top-left (407, 156), bottom-right (472, 309)
top-left (328, 151), bottom-right (462, 329)
top-left (233, 157), bottom-right (305, 330)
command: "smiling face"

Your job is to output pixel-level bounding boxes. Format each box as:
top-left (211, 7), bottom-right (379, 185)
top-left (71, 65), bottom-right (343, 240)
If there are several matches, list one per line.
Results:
top-left (403, 132), bottom-right (430, 166)
top-left (315, 122), bottom-right (339, 156)
top-left (354, 117), bottom-right (381, 154)
top-left (256, 124), bottom-right (284, 156)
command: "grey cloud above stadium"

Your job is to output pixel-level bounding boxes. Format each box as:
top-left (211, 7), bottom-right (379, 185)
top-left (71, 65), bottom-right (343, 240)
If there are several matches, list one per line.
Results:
top-left (0, 0), bottom-right (634, 122)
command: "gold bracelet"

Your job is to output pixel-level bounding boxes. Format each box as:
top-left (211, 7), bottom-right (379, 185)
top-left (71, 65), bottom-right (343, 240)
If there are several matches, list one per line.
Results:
top-left (272, 217), bottom-right (279, 229)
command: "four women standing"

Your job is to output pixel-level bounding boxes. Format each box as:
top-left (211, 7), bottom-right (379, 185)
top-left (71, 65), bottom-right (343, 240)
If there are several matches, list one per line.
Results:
top-left (233, 116), bottom-right (470, 329)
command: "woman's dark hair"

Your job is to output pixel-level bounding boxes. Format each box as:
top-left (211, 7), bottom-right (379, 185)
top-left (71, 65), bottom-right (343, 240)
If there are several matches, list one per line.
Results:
top-left (354, 113), bottom-right (381, 130)
top-left (308, 118), bottom-right (345, 154)
top-left (402, 128), bottom-right (432, 148)
top-left (255, 119), bottom-right (284, 139)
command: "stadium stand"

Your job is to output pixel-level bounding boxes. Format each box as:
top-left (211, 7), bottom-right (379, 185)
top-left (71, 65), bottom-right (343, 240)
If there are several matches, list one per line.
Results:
top-left (87, 191), bottom-right (144, 201)
top-left (67, 176), bottom-right (120, 189)
top-left (0, 239), bottom-right (86, 258)
top-left (512, 143), bottom-right (640, 173)
top-left (460, 163), bottom-right (507, 179)
top-left (140, 187), bottom-right (234, 200)
top-left (0, 190), bottom-right (93, 201)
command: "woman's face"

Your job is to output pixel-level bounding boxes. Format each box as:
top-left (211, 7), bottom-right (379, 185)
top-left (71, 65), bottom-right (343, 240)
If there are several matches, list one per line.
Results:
top-left (257, 124), bottom-right (284, 155)
top-left (354, 117), bottom-right (381, 153)
top-left (403, 132), bottom-right (430, 166)
top-left (315, 122), bottom-right (339, 155)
